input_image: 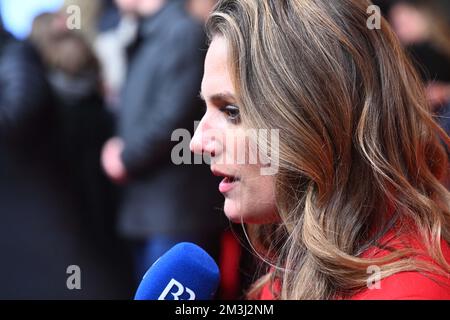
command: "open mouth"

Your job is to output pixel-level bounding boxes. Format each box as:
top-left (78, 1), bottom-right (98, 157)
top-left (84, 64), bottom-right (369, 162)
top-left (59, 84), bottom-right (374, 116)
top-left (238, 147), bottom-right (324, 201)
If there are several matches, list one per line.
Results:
top-left (222, 176), bottom-right (240, 184)
top-left (212, 170), bottom-right (241, 194)
top-left (219, 176), bottom-right (240, 193)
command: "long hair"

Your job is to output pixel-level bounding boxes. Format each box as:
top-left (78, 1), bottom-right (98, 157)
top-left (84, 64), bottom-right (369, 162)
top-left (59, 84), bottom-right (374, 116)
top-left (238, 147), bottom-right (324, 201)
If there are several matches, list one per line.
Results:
top-left (206, 0), bottom-right (450, 299)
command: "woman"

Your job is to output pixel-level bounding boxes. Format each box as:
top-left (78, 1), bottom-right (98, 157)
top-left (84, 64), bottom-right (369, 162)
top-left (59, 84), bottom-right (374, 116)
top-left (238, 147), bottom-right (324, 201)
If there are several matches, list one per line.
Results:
top-left (190, 0), bottom-right (450, 299)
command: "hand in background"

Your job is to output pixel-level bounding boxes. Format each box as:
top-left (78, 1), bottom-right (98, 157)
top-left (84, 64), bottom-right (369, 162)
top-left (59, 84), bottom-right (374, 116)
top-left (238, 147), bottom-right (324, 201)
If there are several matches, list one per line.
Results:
top-left (101, 137), bottom-right (128, 184)
top-left (426, 82), bottom-right (450, 111)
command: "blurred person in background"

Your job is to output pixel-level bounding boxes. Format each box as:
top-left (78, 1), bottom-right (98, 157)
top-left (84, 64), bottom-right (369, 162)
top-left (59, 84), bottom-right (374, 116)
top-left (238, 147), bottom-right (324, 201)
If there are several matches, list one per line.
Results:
top-left (388, 0), bottom-right (450, 134)
top-left (62, 0), bottom-right (103, 44)
top-left (101, 0), bottom-right (226, 281)
top-left (0, 15), bottom-right (53, 147)
top-left (1, 10), bottom-right (131, 298)
top-left (30, 12), bottom-right (121, 252)
top-left (186, 0), bottom-right (217, 23)
top-left (94, 0), bottom-right (139, 110)
top-left (0, 10), bottom-right (64, 298)
top-left (26, 11), bottom-right (135, 298)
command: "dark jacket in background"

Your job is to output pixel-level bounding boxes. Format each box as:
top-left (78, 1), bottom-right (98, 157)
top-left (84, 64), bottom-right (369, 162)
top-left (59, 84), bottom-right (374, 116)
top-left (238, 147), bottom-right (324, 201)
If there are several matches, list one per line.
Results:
top-left (49, 68), bottom-right (119, 250)
top-left (118, 0), bottom-right (226, 238)
top-left (0, 37), bottom-right (52, 143)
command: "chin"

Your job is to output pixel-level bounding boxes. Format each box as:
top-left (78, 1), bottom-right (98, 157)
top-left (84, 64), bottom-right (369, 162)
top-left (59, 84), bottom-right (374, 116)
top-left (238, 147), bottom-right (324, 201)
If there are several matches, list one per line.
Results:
top-left (223, 199), bottom-right (274, 224)
top-left (223, 199), bottom-right (244, 223)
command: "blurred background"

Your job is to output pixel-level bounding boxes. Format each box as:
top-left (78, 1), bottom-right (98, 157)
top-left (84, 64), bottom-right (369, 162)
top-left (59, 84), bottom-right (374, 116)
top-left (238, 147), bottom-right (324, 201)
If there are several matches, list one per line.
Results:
top-left (0, 0), bottom-right (448, 299)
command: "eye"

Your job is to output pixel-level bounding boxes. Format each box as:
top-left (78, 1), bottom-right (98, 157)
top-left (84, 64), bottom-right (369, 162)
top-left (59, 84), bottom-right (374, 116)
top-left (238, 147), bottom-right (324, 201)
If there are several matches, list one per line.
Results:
top-left (220, 105), bottom-right (241, 124)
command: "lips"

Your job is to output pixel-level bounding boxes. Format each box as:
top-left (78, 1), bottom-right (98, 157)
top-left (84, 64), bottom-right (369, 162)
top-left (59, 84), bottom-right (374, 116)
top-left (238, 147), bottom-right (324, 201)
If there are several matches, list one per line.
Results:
top-left (218, 176), bottom-right (240, 193)
top-left (212, 169), bottom-right (240, 194)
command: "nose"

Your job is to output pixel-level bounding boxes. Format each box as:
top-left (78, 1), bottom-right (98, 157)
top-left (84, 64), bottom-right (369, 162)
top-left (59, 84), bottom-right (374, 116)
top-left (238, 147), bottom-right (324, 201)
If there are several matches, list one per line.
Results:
top-left (190, 116), bottom-right (218, 158)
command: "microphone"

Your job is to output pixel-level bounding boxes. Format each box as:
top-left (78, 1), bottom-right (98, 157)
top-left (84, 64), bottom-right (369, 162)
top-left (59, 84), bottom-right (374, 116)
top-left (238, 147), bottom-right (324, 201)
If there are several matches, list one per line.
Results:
top-left (134, 242), bottom-right (220, 300)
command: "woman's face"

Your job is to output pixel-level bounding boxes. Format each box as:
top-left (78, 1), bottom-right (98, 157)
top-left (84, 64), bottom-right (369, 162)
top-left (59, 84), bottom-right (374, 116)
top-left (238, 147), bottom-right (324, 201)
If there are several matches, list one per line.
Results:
top-left (190, 37), bottom-right (278, 224)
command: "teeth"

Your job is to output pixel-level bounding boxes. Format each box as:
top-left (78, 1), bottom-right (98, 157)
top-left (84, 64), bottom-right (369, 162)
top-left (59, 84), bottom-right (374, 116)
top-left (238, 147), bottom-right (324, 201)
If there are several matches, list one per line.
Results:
top-left (224, 176), bottom-right (239, 183)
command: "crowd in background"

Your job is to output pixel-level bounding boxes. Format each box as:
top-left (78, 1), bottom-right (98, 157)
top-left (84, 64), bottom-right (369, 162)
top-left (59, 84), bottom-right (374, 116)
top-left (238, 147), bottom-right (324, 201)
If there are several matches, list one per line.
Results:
top-left (0, 0), bottom-right (448, 299)
top-left (376, 0), bottom-right (450, 134)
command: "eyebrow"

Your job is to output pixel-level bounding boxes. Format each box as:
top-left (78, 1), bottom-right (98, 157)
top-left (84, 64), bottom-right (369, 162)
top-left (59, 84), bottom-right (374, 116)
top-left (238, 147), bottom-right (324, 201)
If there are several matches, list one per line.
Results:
top-left (199, 91), bottom-right (237, 103)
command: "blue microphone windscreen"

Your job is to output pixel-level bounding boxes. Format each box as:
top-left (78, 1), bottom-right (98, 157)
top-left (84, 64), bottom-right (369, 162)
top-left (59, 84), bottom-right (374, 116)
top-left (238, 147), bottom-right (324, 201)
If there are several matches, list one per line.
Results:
top-left (134, 242), bottom-right (220, 300)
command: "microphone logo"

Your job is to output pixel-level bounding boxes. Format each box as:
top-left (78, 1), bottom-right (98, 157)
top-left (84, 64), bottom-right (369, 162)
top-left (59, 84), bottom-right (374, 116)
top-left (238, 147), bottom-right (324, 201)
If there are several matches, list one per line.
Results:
top-left (158, 278), bottom-right (196, 300)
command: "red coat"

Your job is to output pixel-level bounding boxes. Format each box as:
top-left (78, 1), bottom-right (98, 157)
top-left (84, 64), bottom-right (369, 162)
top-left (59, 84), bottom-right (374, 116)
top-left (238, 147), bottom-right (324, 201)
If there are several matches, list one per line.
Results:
top-left (259, 222), bottom-right (450, 300)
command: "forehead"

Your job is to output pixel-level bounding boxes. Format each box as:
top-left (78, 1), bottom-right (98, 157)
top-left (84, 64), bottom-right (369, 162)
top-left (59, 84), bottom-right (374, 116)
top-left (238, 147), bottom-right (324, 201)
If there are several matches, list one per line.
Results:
top-left (201, 37), bottom-right (235, 98)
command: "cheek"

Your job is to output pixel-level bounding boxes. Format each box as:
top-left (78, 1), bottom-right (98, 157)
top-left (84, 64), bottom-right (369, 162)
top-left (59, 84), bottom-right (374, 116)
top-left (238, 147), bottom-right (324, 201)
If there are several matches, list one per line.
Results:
top-left (246, 175), bottom-right (277, 216)
top-left (222, 129), bottom-right (257, 165)
top-left (223, 171), bottom-right (278, 224)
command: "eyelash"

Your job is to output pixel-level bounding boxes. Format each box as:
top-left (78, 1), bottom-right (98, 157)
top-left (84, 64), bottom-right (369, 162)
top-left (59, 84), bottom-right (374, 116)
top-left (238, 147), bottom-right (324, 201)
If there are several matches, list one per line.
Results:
top-left (220, 105), bottom-right (241, 124)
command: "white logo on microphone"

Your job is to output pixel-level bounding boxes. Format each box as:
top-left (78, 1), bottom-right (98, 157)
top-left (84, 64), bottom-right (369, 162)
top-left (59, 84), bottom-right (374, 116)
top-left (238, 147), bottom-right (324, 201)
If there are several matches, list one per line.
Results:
top-left (158, 278), bottom-right (196, 300)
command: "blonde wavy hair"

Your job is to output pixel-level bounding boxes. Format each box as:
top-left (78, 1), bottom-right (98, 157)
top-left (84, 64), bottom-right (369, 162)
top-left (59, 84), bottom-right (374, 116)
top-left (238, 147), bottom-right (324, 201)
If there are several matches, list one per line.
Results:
top-left (206, 0), bottom-right (450, 299)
